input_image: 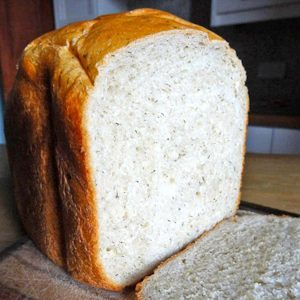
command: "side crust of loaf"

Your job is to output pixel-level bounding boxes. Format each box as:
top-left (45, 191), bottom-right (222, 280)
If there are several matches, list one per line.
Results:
top-left (5, 9), bottom-right (247, 291)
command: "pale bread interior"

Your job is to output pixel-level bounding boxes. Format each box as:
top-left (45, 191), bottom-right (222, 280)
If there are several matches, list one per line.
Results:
top-left (138, 215), bottom-right (300, 300)
top-left (86, 30), bottom-right (248, 286)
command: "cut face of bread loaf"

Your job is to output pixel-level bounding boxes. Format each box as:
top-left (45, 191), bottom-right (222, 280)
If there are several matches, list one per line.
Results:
top-left (136, 215), bottom-right (300, 300)
top-left (5, 9), bottom-right (248, 290)
top-left (88, 30), bottom-right (247, 286)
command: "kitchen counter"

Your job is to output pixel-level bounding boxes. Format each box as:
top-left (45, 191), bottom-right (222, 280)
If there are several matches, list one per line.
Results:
top-left (242, 153), bottom-right (300, 215)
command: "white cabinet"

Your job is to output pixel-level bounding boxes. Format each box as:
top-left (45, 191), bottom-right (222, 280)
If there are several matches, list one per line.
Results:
top-left (272, 128), bottom-right (300, 154)
top-left (246, 126), bottom-right (273, 154)
top-left (211, 0), bottom-right (300, 26)
top-left (53, 0), bottom-right (97, 28)
top-left (53, 0), bottom-right (127, 28)
top-left (53, 0), bottom-right (190, 28)
top-left (246, 126), bottom-right (300, 154)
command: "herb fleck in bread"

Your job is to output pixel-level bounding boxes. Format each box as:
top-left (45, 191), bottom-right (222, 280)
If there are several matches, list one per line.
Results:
top-left (136, 215), bottom-right (300, 300)
top-left (5, 9), bottom-right (248, 290)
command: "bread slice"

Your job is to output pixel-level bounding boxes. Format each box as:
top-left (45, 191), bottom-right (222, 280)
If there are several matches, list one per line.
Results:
top-left (136, 215), bottom-right (300, 299)
top-left (5, 9), bottom-right (248, 290)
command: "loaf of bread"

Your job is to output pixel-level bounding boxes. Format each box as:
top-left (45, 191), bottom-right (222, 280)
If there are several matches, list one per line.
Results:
top-left (136, 215), bottom-right (300, 299)
top-left (5, 9), bottom-right (248, 290)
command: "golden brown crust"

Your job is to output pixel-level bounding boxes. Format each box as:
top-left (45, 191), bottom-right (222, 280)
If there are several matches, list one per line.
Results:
top-left (5, 9), bottom-right (227, 291)
top-left (5, 55), bottom-right (65, 266)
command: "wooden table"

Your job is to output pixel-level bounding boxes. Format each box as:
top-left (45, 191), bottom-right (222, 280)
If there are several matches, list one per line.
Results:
top-left (241, 154), bottom-right (300, 215)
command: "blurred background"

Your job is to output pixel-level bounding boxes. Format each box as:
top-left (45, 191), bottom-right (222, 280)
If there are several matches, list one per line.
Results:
top-left (0, 0), bottom-right (299, 254)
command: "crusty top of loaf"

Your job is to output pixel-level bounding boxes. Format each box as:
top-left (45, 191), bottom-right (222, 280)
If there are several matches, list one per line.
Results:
top-left (22, 8), bottom-right (222, 84)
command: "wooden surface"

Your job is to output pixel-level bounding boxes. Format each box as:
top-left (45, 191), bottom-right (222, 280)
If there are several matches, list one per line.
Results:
top-left (0, 240), bottom-right (134, 300)
top-left (0, 0), bottom-right (54, 100)
top-left (241, 153), bottom-right (300, 215)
